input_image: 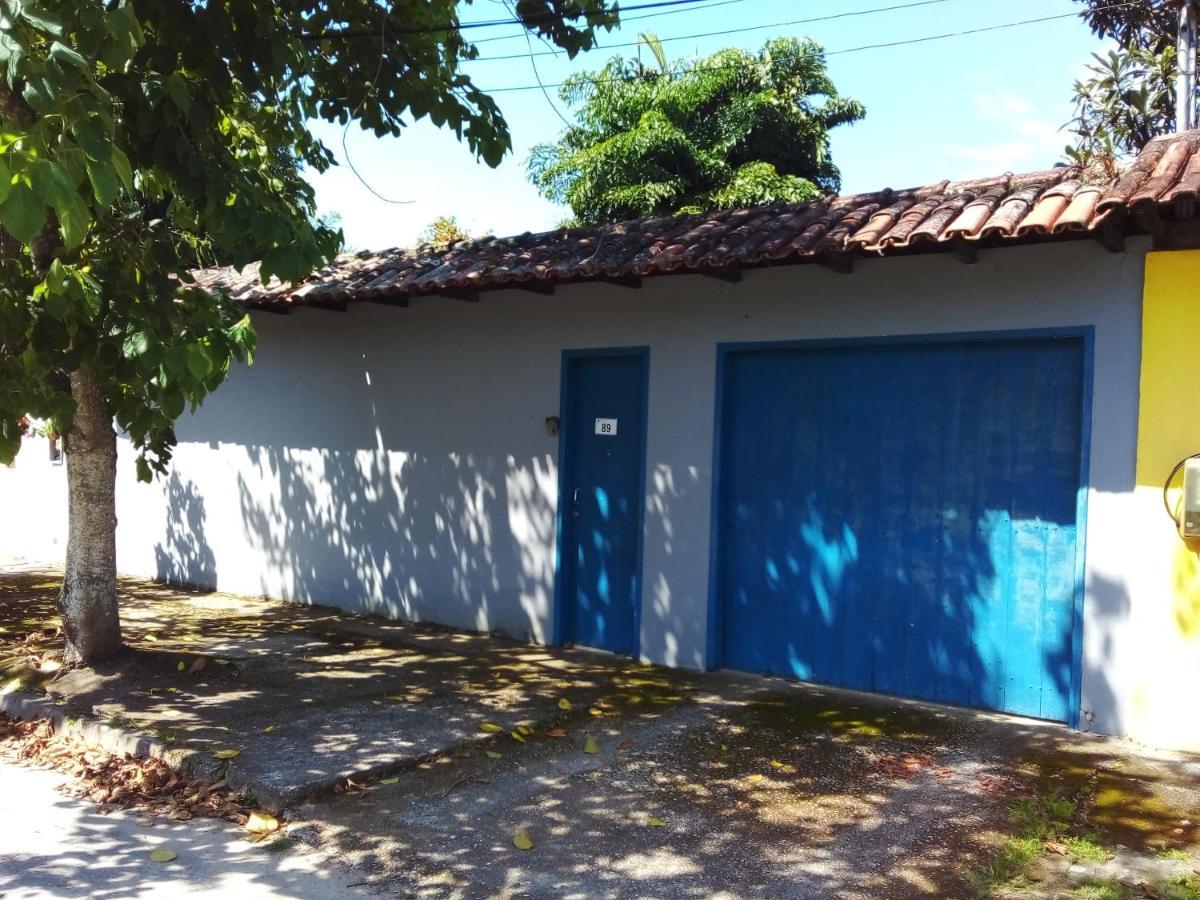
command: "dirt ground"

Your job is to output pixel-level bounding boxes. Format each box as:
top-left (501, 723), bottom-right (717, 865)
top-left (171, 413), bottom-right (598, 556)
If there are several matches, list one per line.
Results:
top-left (3, 566), bottom-right (1199, 899)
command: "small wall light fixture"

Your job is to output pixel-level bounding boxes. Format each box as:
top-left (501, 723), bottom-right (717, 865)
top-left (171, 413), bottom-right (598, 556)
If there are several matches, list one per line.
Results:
top-left (545, 416), bottom-right (560, 437)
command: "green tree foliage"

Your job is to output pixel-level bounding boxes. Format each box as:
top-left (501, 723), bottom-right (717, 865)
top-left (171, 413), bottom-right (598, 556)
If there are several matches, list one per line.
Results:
top-left (0, 0), bottom-right (616, 661)
top-left (527, 36), bottom-right (865, 225)
top-left (1067, 1), bottom-right (1180, 165)
top-left (420, 215), bottom-right (471, 250)
top-left (0, 0), bottom-right (615, 471)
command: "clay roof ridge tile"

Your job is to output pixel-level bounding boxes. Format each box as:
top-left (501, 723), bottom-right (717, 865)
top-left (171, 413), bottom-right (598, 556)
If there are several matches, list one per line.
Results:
top-left (847, 198), bottom-right (915, 249)
top-left (1099, 138), bottom-right (1168, 210)
top-left (944, 188), bottom-right (1006, 240)
top-left (757, 204), bottom-right (830, 259)
top-left (903, 193), bottom-right (974, 245)
top-left (1129, 139), bottom-right (1193, 205)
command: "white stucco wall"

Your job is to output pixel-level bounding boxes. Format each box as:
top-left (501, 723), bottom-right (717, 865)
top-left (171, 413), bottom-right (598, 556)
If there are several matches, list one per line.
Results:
top-left (0, 238), bottom-right (1150, 740)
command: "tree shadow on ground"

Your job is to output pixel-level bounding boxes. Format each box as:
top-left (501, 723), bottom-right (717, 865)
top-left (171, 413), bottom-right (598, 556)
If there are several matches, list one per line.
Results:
top-left (1, 569), bottom-right (1188, 898)
top-left (0, 761), bottom-right (360, 899)
top-left (296, 677), bottom-right (1200, 899)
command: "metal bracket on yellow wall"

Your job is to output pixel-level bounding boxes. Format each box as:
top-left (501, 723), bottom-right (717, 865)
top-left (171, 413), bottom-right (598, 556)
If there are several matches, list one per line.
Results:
top-left (1165, 454), bottom-right (1200, 539)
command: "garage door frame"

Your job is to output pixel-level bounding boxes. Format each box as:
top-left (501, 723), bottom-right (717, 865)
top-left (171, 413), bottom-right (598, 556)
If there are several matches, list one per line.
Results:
top-left (704, 327), bottom-right (1094, 726)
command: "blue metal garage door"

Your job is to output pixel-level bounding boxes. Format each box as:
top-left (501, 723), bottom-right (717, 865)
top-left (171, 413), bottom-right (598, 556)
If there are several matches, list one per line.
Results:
top-left (713, 334), bottom-right (1088, 722)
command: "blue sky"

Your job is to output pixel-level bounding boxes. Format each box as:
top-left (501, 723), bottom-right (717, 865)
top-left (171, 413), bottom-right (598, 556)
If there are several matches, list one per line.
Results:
top-left (307, 0), bottom-right (1113, 251)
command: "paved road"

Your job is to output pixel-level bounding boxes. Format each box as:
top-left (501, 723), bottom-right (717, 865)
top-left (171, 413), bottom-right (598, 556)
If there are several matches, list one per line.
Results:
top-left (0, 758), bottom-right (371, 899)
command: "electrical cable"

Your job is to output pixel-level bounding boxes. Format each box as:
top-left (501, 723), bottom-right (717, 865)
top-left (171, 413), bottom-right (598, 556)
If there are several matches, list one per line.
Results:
top-left (504, 0), bottom-right (575, 127)
top-left (1163, 453), bottom-right (1200, 525)
top-left (475, 0), bottom-right (1139, 93)
top-left (468, 0), bottom-right (961, 63)
top-left (303, 0), bottom-right (719, 40)
top-left (341, 6), bottom-right (414, 205)
top-left (469, 0), bottom-right (757, 46)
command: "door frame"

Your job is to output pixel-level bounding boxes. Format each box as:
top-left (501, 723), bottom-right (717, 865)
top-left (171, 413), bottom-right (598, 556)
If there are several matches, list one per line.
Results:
top-left (704, 327), bottom-right (1095, 727)
top-left (553, 346), bottom-right (651, 657)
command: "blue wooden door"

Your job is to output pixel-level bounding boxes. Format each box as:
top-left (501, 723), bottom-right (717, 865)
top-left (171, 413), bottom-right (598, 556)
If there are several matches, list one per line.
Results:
top-left (560, 351), bottom-right (647, 656)
top-left (715, 336), bottom-right (1086, 721)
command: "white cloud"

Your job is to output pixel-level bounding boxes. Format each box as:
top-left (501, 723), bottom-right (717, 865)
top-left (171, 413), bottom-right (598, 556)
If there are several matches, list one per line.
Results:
top-left (946, 87), bottom-right (1068, 171)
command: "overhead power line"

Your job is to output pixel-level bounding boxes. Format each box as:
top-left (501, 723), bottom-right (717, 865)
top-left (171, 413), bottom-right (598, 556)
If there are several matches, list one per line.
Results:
top-left (303, 0), bottom-right (720, 40)
top-left (476, 2), bottom-right (1138, 94)
top-left (468, 0), bottom-right (960, 63)
top-left (469, 0), bottom-right (757, 46)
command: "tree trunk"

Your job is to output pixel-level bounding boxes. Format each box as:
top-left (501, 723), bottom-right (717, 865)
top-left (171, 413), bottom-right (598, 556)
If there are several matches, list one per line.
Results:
top-left (58, 364), bottom-right (122, 665)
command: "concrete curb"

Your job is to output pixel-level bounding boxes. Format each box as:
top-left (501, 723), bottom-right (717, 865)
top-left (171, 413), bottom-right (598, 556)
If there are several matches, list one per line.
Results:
top-left (1, 686), bottom-right (199, 772)
top-left (1, 685), bottom-right (546, 813)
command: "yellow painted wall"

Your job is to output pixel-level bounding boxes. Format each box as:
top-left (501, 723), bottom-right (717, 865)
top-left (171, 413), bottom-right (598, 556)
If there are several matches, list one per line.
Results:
top-left (1131, 250), bottom-right (1200, 749)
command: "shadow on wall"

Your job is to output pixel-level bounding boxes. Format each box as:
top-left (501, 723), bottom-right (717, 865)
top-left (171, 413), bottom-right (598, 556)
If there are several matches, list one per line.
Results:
top-left (232, 445), bottom-right (558, 643)
top-left (153, 472), bottom-right (217, 589)
top-left (1174, 540), bottom-right (1200, 638)
top-left (643, 461), bottom-right (706, 669)
top-left (1075, 571), bottom-right (1128, 735)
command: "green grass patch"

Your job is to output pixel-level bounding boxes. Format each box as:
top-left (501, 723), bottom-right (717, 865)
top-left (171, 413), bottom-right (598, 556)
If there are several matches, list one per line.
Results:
top-left (1066, 880), bottom-right (1136, 900)
top-left (1062, 835), bottom-right (1109, 862)
top-left (1008, 793), bottom-right (1077, 840)
top-left (970, 836), bottom-right (1041, 897)
top-left (975, 789), bottom-right (1119, 896)
top-left (1162, 874), bottom-right (1200, 900)
top-left (1158, 848), bottom-right (1192, 862)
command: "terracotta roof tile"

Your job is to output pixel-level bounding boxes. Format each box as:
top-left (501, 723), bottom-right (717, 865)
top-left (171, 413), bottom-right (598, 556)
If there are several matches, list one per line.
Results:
top-left (193, 130), bottom-right (1200, 309)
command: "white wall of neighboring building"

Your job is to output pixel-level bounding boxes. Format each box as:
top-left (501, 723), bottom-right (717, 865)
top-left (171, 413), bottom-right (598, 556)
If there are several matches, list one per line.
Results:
top-left (0, 238), bottom-right (1158, 744)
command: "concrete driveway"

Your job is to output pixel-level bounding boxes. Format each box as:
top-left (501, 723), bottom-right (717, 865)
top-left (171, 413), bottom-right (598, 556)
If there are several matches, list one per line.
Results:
top-left (3, 567), bottom-right (1199, 899)
top-left (0, 757), bottom-right (372, 899)
top-left (294, 675), bottom-right (1200, 899)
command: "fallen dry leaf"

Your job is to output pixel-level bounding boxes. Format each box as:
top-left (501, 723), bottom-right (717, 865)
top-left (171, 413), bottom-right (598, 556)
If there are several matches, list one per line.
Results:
top-left (246, 811), bottom-right (280, 835)
top-left (188, 657), bottom-right (207, 674)
top-left (584, 735), bottom-right (600, 755)
top-left (148, 848), bottom-right (177, 863)
top-left (510, 731), bottom-right (526, 743)
top-left (874, 753), bottom-right (933, 780)
top-left (486, 751), bottom-right (502, 759)
top-left (479, 722), bottom-right (503, 734)
top-left (647, 816), bottom-right (667, 827)
top-left (212, 749), bottom-right (240, 760)
top-left (512, 830), bottom-right (533, 850)
top-left (617, 738), bottom-right (633, 750)
top-left (379, 776), bottom-right (399, 785)
top-left (558, 698), bottom-right (572, 711)
top-left (546, 728), bottom-right (567, 738)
